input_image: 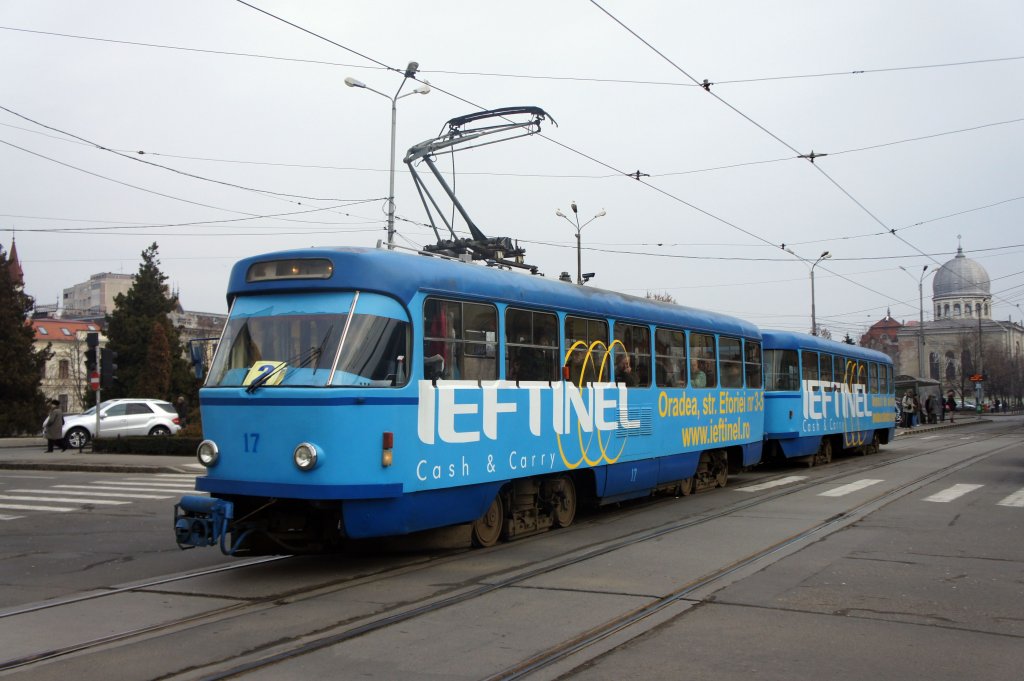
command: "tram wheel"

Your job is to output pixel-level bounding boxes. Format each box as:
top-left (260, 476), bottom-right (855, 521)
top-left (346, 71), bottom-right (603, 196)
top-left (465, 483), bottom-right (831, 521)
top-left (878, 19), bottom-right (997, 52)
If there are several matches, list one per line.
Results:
top-left (868, 432), bottom-right (881, 455)
top-left (471, 494), bottom-right (505, 548)
top-left (714, 451), bottom-right (728, 488)
top-left (816, 438), bottom-right (833, 466)
top-left (679, 477), bottom-right (694, 496)
top-left (551, 476), bottom-right (577, 528)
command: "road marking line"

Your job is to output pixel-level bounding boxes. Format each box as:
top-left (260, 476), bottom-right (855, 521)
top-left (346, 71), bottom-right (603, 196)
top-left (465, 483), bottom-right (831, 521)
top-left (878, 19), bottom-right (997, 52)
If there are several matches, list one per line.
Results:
top-left (0, 503), bottom-right (75, 513)
top-left (10, 489), bottom-right (175, 500)
top-left (819, 479), bottom-right (884, 497)
top-left (92, 481), bottom-right (195, 490)
top-left (920, 435), bottom-right (941, 440)
top-left (0, 514), bottom-right (24, 521)
top-left (996, 489), bottom-right (1024, 508)
top-left (53, 485), bottom-right (187, 494)
top-left (735, 476), bottom-right (807, 492)
top-left (0, 495), bottom-right (128, 505)
top-left (923, 484), bottom-right (983, 503)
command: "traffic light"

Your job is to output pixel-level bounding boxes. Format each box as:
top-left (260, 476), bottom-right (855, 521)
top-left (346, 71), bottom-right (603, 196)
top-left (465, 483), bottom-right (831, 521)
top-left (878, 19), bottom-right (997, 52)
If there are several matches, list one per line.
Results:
top-left (85, 332), bottom-right (99, 371)
top-left (101, 348), bottom-right (118, 388)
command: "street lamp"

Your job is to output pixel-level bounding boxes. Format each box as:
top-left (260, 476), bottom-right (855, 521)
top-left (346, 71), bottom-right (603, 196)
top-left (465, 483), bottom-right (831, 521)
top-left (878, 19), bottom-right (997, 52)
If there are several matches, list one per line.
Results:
top-left (809, 251), bottom-right (831, 336)
top-left (344, 61), bottom-right (430, 250)
top-left (556, 202), bottom-right (606, 284)
top-left (786, 248), bottom-right (832, 335)
top-left (899, 264), bottom-right (931, 377)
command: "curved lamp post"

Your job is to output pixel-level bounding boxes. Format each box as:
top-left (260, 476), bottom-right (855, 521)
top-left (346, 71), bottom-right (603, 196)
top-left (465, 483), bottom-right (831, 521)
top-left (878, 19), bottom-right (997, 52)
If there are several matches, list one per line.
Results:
top-left (899, 264), bottom-right (932, 377)
top-left (344, 62), bottom-right (430, 250)
top-left (786, 248), bottom-right (831, 335)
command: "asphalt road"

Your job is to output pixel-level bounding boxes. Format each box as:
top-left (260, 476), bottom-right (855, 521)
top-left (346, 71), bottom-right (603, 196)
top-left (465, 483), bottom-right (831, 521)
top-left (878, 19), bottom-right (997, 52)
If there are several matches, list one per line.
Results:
top-left (0, 416), bottom-right (1021, 680)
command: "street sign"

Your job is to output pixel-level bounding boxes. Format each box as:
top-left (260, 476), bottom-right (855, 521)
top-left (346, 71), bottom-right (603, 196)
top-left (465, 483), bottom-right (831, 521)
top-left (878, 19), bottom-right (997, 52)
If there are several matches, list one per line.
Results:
top-left (89, 371), bottom-right (100, 391)
top-left (969, 373), bottom-right (984, 382)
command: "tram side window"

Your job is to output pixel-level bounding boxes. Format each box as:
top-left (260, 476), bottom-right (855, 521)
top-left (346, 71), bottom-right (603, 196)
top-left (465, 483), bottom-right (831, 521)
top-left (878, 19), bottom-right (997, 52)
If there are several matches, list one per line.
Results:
top-left (801, 351), bottom-right (819, 389)
top-left (886, 365), bottom-right (894, 393)
top-left (655, 329), bottom-right (686, 388)
top-left (689, 333), bottom-right (717, 388)
top-left (422, 298), bottom-right (497, 381)
top-left (613, 323), bottom-right (651, 387)
top-left (564, 316), bottom-right (609, 385)
top-left (764, 349), bottom-right (799, 391)
top-left (869, 362), bottom-right (879, 393)
top-left (506, 308), bottom-right (559, 381)
top-left (838, 357), bottom-right (854, 385)
top-left (719, 337), bottom-right (743, 388)
top-left (744, 340), bottom-right (762, 389)
top-left (857, 361), bottom-right (867, 388)
top-left (821, 354), bottom-right (835, 389)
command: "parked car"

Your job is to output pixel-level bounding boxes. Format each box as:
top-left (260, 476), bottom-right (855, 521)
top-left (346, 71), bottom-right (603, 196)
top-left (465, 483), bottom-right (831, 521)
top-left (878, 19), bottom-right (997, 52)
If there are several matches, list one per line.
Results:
top-left (62, 399), bottom-right (182, 448)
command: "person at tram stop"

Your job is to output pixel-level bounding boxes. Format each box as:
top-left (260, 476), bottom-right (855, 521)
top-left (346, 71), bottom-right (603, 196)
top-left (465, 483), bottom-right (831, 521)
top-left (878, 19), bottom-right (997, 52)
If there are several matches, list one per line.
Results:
top-left (616, 351), bottom-right (639, 387)
top-left (924, 394), bottom-right (934, 423)
top-left (939, 394), bottom-right (947, 422)
top-left (43, 399), bottom-right (67, 452)
top-left (946, 391), bottom-right (957, 424)
top-left (901, 390), bottom-right (915, 428)
top-left (690, 357), bottom-right (708, 389)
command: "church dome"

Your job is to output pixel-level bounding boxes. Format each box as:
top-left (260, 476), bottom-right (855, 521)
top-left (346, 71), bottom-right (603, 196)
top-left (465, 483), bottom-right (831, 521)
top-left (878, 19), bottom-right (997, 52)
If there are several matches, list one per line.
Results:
top-left (933, 246), bottom-right (990, 299)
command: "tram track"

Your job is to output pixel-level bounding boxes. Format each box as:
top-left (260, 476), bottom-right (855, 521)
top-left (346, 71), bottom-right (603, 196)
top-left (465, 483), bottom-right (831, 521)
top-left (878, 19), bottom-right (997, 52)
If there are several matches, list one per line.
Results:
top-left (170, 431), bottom-right (1016, 679)
top-left (2, 424), bottom-right (1010, 679)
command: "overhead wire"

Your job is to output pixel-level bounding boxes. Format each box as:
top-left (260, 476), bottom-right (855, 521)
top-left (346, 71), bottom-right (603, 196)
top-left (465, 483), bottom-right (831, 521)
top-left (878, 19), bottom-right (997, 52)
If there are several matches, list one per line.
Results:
top-left (5, 24), bottom-right (1020, 89)
top-left (587, 0), bottom-right (1022, 315)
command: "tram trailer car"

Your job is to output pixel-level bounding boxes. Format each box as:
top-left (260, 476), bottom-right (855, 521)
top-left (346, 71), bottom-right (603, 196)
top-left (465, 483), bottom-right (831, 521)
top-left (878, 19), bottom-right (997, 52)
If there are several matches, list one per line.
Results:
top-left (761, 330), bottom-right (896, 467)
top-left (174, 247), bottom-right (766, 555)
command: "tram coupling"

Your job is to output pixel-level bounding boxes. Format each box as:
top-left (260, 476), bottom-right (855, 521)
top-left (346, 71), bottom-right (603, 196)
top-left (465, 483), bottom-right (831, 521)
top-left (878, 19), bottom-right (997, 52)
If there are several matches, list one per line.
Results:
top-left (175, 495), bottom-right (234, 551)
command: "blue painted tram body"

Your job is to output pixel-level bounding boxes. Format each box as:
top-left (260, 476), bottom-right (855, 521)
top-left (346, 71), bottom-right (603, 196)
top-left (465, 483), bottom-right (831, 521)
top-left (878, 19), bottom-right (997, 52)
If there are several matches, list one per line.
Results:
top-left (175, 247), bottom-right (766, 554)
top-left (761, 330), bottom-right (896, 465)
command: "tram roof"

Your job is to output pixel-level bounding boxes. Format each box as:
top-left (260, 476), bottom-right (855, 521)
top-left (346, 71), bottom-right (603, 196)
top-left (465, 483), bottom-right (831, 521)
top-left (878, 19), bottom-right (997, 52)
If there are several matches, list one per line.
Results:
top-left (761, 329), bottom-right (893, 364)
top-left (228, 247), bottom-right (760, 338)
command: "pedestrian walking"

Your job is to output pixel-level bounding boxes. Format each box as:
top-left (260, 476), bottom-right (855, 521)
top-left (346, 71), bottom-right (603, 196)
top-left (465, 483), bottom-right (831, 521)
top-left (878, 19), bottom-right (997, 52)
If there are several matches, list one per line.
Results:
top-left (43, 400), bottom-right (67, 452)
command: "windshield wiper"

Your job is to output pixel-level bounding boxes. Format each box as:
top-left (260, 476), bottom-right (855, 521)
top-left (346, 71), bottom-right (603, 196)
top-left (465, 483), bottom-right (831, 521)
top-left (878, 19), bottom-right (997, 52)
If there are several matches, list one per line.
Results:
top-left (246, 326), bottom-right (334, 393)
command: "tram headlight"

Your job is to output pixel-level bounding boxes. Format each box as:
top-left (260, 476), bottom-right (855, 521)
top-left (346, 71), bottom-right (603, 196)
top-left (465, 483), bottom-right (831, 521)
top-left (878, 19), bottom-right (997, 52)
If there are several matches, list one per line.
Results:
top-left (293, 442), bottom-right (320, 471)
top-left (197, 440), bottom-right (219, 467)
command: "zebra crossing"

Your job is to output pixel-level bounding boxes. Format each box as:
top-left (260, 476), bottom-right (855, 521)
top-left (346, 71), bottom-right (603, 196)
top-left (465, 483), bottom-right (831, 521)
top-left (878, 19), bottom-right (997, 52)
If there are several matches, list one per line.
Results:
top-left (0, 474), bottom-right (201, 521)
top-left (735, 477), bottom-right (1024, 508)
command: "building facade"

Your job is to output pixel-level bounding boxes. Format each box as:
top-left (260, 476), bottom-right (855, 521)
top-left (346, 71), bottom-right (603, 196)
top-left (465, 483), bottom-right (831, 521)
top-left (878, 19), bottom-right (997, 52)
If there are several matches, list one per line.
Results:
top-left (61, 273), bottom-right (133, 318)
top-left (863, 245), bottom-right (1024, 404)
top-left (33, 319), bottom-right (105, 414)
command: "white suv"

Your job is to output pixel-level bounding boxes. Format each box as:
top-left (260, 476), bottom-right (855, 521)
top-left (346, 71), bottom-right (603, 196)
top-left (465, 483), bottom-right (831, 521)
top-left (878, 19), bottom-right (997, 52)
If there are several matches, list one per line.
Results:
top-left (62, 399), bottom-right (182, 448)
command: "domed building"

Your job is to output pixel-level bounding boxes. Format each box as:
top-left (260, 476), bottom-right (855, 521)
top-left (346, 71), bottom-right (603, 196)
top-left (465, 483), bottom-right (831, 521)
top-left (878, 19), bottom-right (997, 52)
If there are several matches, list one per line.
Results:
top-left (932, 245), bottom-right (991, 321)
top-left (867, 242), bottom-right (1023, 405)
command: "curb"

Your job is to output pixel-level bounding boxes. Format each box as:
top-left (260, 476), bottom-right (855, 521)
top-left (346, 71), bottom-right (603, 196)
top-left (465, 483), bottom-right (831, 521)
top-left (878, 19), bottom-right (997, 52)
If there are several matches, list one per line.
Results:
top-left (895, 418), bottom-right (989, 437)
top-left (0, 461), bottom-right (198, 474)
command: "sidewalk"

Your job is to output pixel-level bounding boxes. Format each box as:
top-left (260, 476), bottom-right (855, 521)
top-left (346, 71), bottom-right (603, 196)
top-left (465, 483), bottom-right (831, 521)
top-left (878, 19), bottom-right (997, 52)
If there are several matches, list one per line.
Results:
top-left (0, 437), bottom-right (199, 474)
top-left (894, 414), bottom-right (988, 437)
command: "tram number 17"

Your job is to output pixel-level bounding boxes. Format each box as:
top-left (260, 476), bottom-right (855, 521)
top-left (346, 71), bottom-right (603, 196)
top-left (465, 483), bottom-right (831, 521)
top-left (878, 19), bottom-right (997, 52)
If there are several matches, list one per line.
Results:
top-left (243, 433), bottom-right (260, 453)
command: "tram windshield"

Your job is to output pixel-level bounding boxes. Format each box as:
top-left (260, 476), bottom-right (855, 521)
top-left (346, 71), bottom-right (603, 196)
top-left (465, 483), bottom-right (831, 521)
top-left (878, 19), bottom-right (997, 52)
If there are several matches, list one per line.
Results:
top-left (206, 292), bottom-right (411, 388)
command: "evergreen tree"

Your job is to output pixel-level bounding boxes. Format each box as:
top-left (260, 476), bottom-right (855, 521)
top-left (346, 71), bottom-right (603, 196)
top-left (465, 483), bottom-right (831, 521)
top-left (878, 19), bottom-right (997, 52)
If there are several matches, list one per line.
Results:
top-left (105, 243), bottom-right (194, 402)
top-left (137, 321), bottom-right (172, 398)
top-left (0, 246), bottom-right (51, 435)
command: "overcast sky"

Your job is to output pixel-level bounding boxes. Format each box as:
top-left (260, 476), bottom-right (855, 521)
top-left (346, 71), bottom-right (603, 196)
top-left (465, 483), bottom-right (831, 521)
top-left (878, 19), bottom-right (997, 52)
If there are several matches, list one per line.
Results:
top-left (3, 1), bottom-right (1022, 339)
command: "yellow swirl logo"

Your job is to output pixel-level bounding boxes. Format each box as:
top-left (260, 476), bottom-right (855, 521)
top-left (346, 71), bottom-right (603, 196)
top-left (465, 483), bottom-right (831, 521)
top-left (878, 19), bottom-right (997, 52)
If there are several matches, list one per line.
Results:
top-left (842, 359), bottom-right (867, 446)
top-left (556, 339), bottom-right (630, 469)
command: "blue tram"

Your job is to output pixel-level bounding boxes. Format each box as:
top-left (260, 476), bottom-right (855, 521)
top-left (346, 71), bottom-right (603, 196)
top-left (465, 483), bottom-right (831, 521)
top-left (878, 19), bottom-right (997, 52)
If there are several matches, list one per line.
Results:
top-left (761, 330), bottom-right (896, 466)
top-left (175, 247), bottom-right (766, 554)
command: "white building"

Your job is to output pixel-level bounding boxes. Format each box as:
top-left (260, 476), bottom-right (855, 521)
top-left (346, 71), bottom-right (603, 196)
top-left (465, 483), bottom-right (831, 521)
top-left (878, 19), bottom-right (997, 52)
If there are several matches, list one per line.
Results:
top-left (61, 273), bottom-right (133, 318)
